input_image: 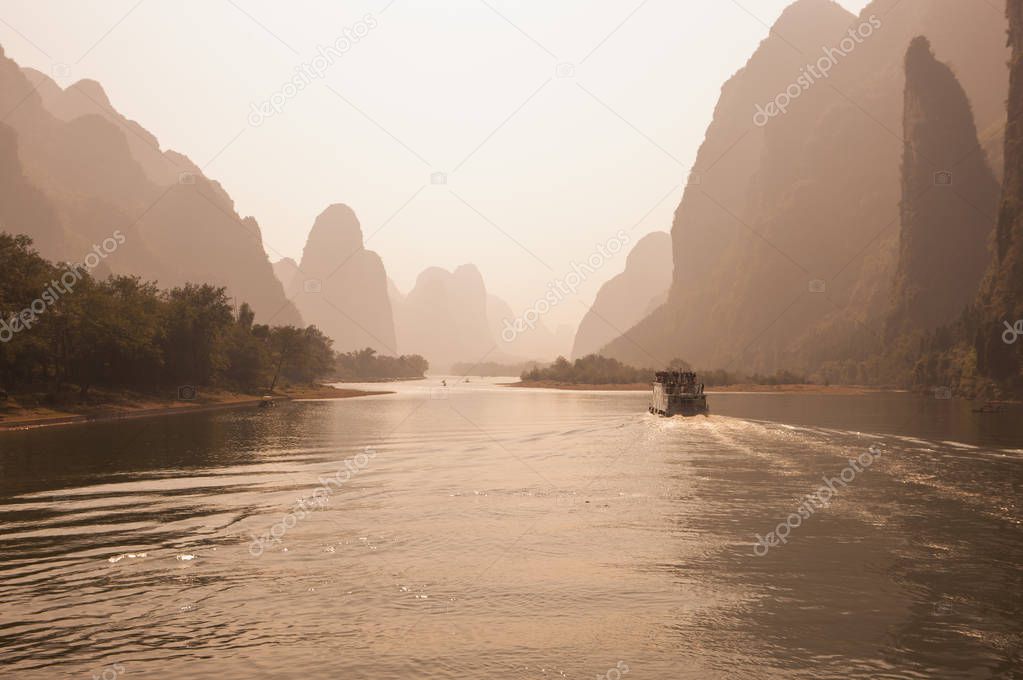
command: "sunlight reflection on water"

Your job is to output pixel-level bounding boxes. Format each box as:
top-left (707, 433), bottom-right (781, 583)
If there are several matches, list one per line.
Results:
top-left (1, 379), bottom-right (1021, 678)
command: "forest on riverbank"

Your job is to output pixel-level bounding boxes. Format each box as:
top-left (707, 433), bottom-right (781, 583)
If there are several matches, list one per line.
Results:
top-left (0, 234), bottom-right (423, 407)
top-left (521, 355), bottom-right (808, 387)
top-left (335, 347), bottom-right (429, 381)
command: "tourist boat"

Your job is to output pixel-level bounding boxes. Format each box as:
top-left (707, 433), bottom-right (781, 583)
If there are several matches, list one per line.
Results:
top-left (649, 371), bottom-right (708, 416)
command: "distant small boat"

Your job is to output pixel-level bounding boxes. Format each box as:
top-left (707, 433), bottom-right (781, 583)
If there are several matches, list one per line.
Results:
top-left (441, 380), bottom-right (447, 387)
top-left (972, 401), bottom-right (1004, 414)
top-left (649, 371), bottom-right (708, 416)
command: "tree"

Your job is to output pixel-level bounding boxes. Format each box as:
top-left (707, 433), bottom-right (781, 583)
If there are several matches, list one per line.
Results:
top-left (161, 284), bottom-right (234, 386)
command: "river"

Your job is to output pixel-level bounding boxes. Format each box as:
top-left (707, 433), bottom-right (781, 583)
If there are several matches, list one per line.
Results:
top-left (1, 379), bottom-right (1021, 679)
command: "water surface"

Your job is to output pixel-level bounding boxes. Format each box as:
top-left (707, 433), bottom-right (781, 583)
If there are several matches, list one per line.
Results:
top-left (1, 380), bottom-right (1021, 678)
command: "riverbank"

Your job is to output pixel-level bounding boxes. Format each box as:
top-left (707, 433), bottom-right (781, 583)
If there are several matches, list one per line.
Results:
top-left (506, 381), bottom-right (892, 394)
top-left (332, 376), bottom-right (427, 384)
top-left (0, 384), bottom-right (391, 431)
top-left (506, 381), bottom-right (650, 391)
top-left (708, 384), bottom-right (892, 394)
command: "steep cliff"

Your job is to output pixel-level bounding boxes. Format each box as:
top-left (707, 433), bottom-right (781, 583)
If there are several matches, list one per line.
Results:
top-left (289, 204), bottom-right (397, 353)
top-left (602, 0), bottom-right (1009, 375)
top-left (974, 0), bottom-right (1023, 390)
top-left (888, 37), bottom-right (1000, 337)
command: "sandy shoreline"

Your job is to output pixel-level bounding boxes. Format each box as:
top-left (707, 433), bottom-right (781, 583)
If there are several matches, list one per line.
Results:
top-left (506, 381), bottom-right (894, 395)
top-left (0, 385), bottom-right (391, 431)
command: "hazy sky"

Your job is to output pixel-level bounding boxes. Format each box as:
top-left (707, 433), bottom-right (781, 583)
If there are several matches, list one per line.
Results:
top-left (0, 0), bottom-right (871, 327)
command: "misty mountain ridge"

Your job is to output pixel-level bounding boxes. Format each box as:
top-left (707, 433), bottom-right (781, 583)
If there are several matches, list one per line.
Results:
top-left (0, 45), bottom-right (301, 326)
top-left (2, 0), bottom-right (1018, 391)
top-left (384, 264), bottom-right (570, 372)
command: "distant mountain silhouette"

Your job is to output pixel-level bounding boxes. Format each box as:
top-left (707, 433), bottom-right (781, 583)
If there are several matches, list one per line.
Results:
top-left (392, 265), bottom-right (494, 372)
top-left (271, 257), bottom-right (299, 293)
top-left (27, 71), bottom-right (179, 187)
top-left (601, 0), bottom-right (1008, 374)
top-left (390, 264), bottom-right (571, 370)
top-left (288, 204), bottom-right (396, 353)
top-left (0, 45), bottom-right (300, 325)
top-left (487, 293), bottom-right (568, 362)
top-left (888, 37), bottom-right (999, 337)
top-left (572, 231), bottom-right (672, 359)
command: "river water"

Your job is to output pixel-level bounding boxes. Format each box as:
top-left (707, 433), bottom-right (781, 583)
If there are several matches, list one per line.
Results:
top-left (1, 379), bottom-right (1021, 679)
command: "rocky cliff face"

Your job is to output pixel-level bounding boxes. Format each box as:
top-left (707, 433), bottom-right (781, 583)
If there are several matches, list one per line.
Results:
top-left (289, 204), bottom-right (396, 353)
top-left (888, 37), bottom-right (1000, 337)
top-left (572, 231), bottom-right (672, 359)
top-left (602, 0), bottom-right (859, 369)
top-left (602, 0), bottom-right (1009, 375)
top-left (0, 45), bottom-right (300, 325)
top-left (975, 1), bottom-right (1023, 389)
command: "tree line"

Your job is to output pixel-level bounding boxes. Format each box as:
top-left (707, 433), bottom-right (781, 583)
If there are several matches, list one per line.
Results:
top-left (522, 355), bottom-right (657, 384)
top-left (0, 234), bottom-right (424, 399)
top-left (335, 347), bottom-right (428, 381)
top-left (521, 354), bottom-right (807, 386)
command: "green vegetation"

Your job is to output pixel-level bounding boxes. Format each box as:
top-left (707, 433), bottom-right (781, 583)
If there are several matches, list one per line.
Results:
top-left (522, 355), bottom-right (657, 384)
top-left (452, 360), bottom-right (543, 377)
top-left (821, 304), bottom-right (1005, 396)
top-left (521, 354), bottom-right (808, 386)
top-left (335, 347), bottom-right (428, 381)
top-left (0, 234), bottom-right (333, 401)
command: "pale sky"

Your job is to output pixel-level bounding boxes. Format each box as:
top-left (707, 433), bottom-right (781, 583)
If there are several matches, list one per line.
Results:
top-left (0, 0), bottom-right (871, 327)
